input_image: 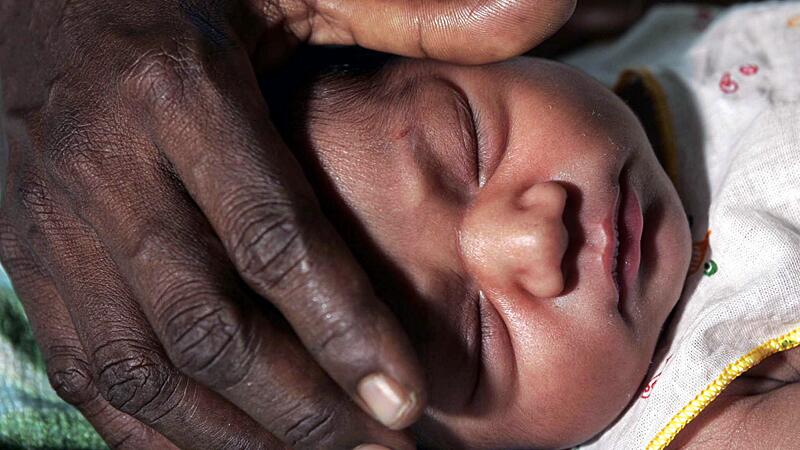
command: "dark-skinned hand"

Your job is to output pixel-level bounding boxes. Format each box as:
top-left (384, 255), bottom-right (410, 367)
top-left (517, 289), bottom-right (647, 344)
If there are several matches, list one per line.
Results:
top-left (0, 1), bottom-right (575, 448)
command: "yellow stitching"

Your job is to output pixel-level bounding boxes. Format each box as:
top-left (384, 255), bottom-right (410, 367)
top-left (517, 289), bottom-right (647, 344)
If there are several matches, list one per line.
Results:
top-left (646, 327), bottom-right (800, 449)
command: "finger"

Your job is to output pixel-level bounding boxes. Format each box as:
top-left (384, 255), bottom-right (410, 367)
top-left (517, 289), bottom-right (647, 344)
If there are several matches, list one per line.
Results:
top-left (40, 105), bottom-right (415, 449)
top-left (124, 37), bottom-right (427, 430)
top-left (257, 0), bottom-right (577, 64)
top-left (4, 172), bottom-right (284, 450)
top-left (0, 220), bottom-right (176, 450)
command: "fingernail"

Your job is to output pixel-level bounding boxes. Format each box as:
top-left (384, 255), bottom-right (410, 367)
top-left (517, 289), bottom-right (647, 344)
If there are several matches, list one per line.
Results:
top-left (353, 445), bottom-right (392, 450)
top-left (357, 373), bottom-right (417, 429)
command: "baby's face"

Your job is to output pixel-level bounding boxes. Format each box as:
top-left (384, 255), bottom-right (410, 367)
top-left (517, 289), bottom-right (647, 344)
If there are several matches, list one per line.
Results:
top-left (289, 57), bottom-right (691, 449)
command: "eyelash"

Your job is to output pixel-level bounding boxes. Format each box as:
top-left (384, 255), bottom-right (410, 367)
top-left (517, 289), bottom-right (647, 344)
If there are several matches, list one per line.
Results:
top-left (455, 91), bottom-right (482, 187)
top-left (468, 106), bottom-right (487, 188)
top-left (441, 79), bottom-right (484, 190)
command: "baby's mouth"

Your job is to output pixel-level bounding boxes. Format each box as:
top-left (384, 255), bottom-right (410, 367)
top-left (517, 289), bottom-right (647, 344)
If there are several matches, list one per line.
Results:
top-left (604, 172), bottom-right (643, 302)
top-left (616, 174), bottom-right (643, 302)
top-left (603, 183), bottom-right (622, 299)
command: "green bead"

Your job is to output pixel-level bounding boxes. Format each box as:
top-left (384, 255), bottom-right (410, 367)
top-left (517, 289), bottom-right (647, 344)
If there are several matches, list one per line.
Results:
top-left (703, 260), bottom-right (718, 276)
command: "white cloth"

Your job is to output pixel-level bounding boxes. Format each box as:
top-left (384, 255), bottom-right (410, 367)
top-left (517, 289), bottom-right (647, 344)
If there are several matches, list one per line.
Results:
top-left (566, 3), bottom-right (800, 449)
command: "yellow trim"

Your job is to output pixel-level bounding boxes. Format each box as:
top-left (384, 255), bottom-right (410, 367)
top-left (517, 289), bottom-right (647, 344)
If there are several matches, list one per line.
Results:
top-left (614, 69), bottom-right (680, 185)
top-left (613, 69), bottom-right (800, 448)
top-left (646, 327), bottom-right (800, 450)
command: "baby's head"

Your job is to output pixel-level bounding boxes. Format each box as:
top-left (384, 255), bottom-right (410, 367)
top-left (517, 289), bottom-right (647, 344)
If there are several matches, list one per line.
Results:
top-left (275, 53), bottom-right (692, 449)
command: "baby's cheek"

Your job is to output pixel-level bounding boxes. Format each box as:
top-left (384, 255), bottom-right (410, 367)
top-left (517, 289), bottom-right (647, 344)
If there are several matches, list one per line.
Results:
top-left (510, 324), bottom-right (645, 448)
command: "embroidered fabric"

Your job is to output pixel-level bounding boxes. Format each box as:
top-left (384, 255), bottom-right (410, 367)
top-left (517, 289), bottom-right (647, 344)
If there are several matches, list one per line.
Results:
top-left (564, 3), bottom-right (800, 448)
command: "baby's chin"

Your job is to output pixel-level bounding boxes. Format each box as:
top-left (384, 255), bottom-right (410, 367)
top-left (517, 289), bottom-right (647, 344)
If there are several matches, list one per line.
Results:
top-left (522, 348), bottom-right (647, 449)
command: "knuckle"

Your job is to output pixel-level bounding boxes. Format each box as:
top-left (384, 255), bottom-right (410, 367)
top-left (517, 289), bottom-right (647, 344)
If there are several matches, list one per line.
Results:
top-left (14, 172), bottom-right (54, 215)
top-left (224, 197), bottom-right (311, 293)
top-left (94, 349), bottom-right (180, 421)
top-left (11, 171), bottom-right (84, 243)
top-left (46, 348), bottom-right (97, 407)
top-left (41, 109), bottom-right (92, 172)
top-left (38, 84), bottom-right (116, 178)
top-left (35, 71), bottom-right (159, 196)
top-left (48, 151), bottom-right (103, 197)
top-left (120, 220), bottom-right (175, 264)
top-left (281, 405), bottom-right (338, 449)
top-left (160, 298), bottom-right (256, 389)
top-left (40, 115), bottom-right (128, 197)
top-left (12, 172), bottom-right (65, 235)
top-left (38, 118), bottom-right (157, 216)
top-left (121, 45), bottom-right (196, 113)
top-left (123, 232), bottom-right (258, 390)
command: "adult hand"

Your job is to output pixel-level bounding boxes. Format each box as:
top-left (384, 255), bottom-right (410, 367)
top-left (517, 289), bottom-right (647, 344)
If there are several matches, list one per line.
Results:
top-left (0, 1), bottom-right (575, 448)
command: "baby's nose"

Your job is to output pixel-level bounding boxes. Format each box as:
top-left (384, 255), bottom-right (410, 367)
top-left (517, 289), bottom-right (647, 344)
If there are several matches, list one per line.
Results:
top-left (459, 181), bottom-right (568, 298)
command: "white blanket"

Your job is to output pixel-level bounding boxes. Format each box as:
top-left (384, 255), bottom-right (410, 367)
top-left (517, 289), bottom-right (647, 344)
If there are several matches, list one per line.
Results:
top-left (567, 3), bottom-right (800, 449)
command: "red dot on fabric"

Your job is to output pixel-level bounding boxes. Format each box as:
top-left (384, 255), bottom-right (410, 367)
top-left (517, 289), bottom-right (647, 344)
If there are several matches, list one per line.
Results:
top-left (719, 72), bottom-right (739, 94)
top-left (739, 64), bottom-right (759, 76)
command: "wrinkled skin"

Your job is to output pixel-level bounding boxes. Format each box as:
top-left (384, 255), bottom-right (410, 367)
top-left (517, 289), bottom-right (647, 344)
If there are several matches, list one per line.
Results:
top-left (0, 1), bottom-right (576, 449)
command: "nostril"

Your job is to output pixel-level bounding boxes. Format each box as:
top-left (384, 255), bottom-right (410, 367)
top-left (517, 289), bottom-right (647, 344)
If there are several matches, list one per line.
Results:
top-left (519, 265), bottom-right (564, 298)
top-left (518, 181), bottom-right (568, 214)
top-left (515, 182), bottom-right (569, 297)
top-left (518, 220), bottom-right (569, 298)
top-left (459, 181), bottom-right (570, 299)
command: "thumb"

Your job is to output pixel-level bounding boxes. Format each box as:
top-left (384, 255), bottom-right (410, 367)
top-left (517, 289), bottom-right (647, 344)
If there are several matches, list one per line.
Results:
top-left (255, 0), bottom-right (576, 64)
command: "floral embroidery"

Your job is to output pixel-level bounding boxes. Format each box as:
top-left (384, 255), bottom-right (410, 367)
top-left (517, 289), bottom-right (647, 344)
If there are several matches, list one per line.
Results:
top-left (739, 64), bottom-right (759, 76)
top-left (641, 355), bottom-right (674, 399)
top-left (689, 230), bottom-right (712, 274)
top-left (719, 72), bottom-right (739, 94)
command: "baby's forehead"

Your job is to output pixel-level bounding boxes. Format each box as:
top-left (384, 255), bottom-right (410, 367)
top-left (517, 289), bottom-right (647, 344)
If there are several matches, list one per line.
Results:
top-left (297, 55), bottom-right (635, 159)
top-left (299, 58), bottom-right (428, 126)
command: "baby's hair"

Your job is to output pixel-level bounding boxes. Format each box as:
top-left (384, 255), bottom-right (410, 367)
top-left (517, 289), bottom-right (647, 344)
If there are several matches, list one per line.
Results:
top-left (261, 46), bottom-right (396, 132)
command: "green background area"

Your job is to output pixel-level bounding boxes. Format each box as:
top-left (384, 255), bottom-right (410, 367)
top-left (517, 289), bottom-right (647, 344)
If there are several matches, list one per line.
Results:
top-left (0, 265), bottom-right (105, 449)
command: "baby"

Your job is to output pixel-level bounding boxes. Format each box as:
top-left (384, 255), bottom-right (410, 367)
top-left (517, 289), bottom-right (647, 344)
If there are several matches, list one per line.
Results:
top-left (270, 2), bottom-right (800, 449)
